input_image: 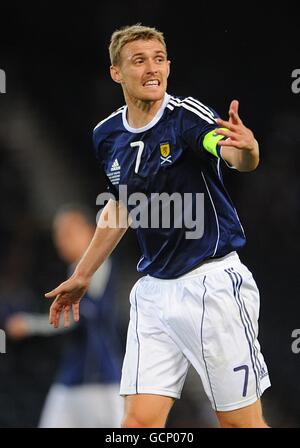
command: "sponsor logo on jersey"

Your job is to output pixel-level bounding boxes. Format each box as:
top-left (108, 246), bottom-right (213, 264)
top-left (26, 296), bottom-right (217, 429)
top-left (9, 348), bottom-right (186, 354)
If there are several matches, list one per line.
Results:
top-left (111, 158), bottom-right (121, 172)
top-left (259, 365), bottom-right (268, 380)
top-left (107, 158), bottom-right (121, 185)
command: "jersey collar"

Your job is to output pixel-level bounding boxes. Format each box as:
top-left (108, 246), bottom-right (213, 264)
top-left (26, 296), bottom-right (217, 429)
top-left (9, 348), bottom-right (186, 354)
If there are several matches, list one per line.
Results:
top-left (122, 93), bottom-right (170, 133)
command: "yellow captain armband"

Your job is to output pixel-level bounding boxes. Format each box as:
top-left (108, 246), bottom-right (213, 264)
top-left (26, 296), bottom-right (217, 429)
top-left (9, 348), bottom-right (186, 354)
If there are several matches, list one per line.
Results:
top-left (203, 128), bottom-right (228, 158)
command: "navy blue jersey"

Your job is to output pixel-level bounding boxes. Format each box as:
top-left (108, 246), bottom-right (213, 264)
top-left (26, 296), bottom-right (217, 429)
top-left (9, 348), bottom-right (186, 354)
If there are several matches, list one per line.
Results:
top-left (93, 94), bottom-right (246, 279)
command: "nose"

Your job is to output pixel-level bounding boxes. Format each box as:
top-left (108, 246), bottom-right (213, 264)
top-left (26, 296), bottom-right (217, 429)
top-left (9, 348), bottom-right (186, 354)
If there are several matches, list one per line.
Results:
top-left (145, 58), bottom-right (158, 74)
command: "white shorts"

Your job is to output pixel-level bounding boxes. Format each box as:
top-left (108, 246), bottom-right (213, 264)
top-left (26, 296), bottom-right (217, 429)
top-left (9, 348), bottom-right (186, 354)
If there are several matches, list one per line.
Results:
top-left (120, 252), bottom-right (271, 412)
top-left (39, 383), bottom-right (123, 428)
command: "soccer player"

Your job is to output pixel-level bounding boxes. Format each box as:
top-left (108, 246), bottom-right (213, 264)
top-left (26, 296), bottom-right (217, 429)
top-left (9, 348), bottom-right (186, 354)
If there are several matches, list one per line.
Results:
top-left (45, 24), bottom-right (271, 428)
top-left (6, 205), bottom-right (123, 427)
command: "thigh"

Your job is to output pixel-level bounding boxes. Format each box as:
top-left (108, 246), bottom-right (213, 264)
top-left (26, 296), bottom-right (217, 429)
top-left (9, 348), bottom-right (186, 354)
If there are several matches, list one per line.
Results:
top-left (123, 394), bottom-right (175, 428)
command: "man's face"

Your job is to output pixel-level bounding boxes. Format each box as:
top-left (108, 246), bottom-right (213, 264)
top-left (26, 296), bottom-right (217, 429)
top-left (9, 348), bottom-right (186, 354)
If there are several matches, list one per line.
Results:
top-left (53, 213), bottom-right (91, 264)
top-left (111, 39), bottom-right (170, 102)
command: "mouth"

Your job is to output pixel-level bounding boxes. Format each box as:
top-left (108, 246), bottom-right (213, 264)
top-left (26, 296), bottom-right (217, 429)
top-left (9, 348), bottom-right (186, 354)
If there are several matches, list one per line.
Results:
top-left (143, 79), bottom-right (160, 88)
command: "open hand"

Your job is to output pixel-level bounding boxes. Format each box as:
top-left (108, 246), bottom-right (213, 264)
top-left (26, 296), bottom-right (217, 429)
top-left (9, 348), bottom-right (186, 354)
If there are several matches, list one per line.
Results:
top-left (215, 100), bottom-right (256, 152)
top-left (45, 275), bottom-right (90, 328)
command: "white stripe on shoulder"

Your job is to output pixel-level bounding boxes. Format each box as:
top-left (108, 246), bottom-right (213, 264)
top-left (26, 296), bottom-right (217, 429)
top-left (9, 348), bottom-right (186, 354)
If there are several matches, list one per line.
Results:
top-left (187, 97), bottom-right (216, 117)
top-left (93, 107), bottom-right (125, 131)
top-left (170, 96), bottom-right (217, 122)
top-left (167, 104), bottom-right (174, 111)
top-left (169, 96), bottom-right (181, 105)
top-left (185, 97), bottom-right (216, 120)
top-left (169, 98), bottom-right (215, 124)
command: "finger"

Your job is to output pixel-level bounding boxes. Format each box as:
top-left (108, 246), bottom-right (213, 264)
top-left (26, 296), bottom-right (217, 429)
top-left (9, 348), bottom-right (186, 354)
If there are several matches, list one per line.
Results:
top-left (53, 314), bottom-right (60, 328)
top-left (217, 138), bottom-right (233, 147)
top-left (72, 303), bottom-right (80, 322)
top-left (45, 287), bottom-right (61, 298)
top-left (49, 296), bottom-right (61, 325)
top-left (49, 308), bottom-right (56, 326)
top-left (216, 118), bottom-right (238, 131)
top-left (49, 303), bottom-right (56, 323)
top-left (229, 109), bottom-right (243, 126)
top-left (217, 138), bottom-right (243, 148)
top-left (49, 303), bottom-right (61, 327)
top-left (214, 128), bottom-right (238, 140)
top-left (52, 311), bottom-right (58, 328)
top-left (229, 100), bottom-right (242, 125)
top-left (63, 306), bottom-right (70, 328)
top-left (229, 99), bottom-right (239, 115)
top-left (50, 310), bottom-right (59, 328)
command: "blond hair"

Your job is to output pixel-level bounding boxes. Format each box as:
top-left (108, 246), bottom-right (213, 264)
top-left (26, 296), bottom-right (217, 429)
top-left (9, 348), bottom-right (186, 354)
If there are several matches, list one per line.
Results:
top-left (109, 24), bottom-right (167, 66)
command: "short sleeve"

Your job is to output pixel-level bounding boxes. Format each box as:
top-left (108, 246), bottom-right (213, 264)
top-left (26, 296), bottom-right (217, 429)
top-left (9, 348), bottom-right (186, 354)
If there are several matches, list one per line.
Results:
top-left (103, 171), bottom-right (119, 200)
top-left (92, 127), bottom-right (119, 200)
top-left (180, 98), bottom-right (225, 159)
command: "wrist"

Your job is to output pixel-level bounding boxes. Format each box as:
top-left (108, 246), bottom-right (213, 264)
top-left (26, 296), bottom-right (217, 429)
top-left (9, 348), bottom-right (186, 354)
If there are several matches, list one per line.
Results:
top-left (244, 139), bottom-right (259, 170)
top-left (248, 138), bottom-right (259, 154)
top-left (72, 266), bottom-right (93, 284)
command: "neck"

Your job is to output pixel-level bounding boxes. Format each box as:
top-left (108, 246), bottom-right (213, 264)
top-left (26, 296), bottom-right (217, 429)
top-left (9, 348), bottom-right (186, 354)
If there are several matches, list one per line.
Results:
top-left (124, 92), bottom-right (165, 128)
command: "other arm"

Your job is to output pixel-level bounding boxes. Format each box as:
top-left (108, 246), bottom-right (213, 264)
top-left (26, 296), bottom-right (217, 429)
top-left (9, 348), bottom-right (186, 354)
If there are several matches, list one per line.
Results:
top-left (215, 100), bottom-right (259, 172)
top-left (45, 199), bottom-right (129, 328)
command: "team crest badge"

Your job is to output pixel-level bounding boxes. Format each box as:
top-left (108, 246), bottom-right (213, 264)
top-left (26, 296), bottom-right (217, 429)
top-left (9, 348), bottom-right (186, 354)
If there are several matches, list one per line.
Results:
top-left (160, 142), bottom-right (172, 165)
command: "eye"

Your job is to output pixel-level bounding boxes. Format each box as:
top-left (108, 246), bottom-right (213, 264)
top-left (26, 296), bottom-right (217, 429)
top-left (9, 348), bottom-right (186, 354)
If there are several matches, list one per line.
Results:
top-left (134, 58), bottom-right (144, 65)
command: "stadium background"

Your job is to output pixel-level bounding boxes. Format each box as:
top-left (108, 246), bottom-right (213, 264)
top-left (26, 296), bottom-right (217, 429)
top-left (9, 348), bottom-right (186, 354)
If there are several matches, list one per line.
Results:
top-left (0, 1), bottom-right (299, 427)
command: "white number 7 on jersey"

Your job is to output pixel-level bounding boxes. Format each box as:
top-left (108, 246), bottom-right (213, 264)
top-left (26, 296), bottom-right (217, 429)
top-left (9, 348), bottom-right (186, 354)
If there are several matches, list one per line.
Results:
top-left (130, 141), bottom-right (145, 174)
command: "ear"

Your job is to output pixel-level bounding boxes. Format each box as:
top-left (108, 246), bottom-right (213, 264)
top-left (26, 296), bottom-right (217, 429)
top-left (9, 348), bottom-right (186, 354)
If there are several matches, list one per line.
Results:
top-left (166, 60), bottom-right (171, 79)
top-left (110, 65), bottom-right (122, 84)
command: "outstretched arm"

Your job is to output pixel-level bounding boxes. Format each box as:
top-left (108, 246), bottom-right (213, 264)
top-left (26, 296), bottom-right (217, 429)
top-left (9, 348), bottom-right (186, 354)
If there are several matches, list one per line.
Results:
top-left (215, 100), bottom-right (259, 172)
top-left (45, 199), bottom-right (129, 328)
